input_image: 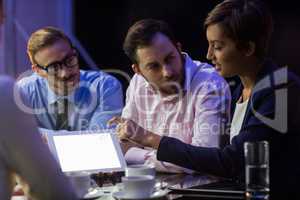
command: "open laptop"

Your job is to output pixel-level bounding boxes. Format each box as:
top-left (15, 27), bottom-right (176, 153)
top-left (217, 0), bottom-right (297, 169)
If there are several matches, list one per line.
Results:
top-left (46, 129), bottom-right (126, 174)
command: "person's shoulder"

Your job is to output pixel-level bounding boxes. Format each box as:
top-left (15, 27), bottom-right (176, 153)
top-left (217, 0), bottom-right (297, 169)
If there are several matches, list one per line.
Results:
top-left (130, 73), bottom-right (146, 84)
top-left (250, 64), bottom-right (298, 111)
top-left (193, 60), bottom-right (214, 72)
top-left (191, 60), bottom-right (228, 87)
top-left (15, 73), bottom-right (47, 97)
top-left (81, 69), bottom-right (114, 80)
top-left (127, 74), bottom-right (149, 92)
top-left (254, 61), bottom-right (299, 96)
top-left (80, 69), bottom-right (122, 87)
top-left (16, 73), bottom-right (44, 88)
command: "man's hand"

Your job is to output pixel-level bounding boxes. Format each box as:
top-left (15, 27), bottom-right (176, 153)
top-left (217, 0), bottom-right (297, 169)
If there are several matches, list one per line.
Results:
top-left (107, 117), bottom-right (145, 142)
top-left (108, 117), bottom-right (162, 149)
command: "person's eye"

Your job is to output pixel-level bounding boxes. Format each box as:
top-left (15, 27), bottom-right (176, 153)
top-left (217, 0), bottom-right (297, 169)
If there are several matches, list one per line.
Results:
top-left (213, 44), bottom-right (223, 51)
top-left (165, 55), bottom-right (175, 64)
top-left (65, 57), bottom-right (73, 65)
top-left (48, 63), bottom-right (60, 72)
top-left (146, 63), bottom-right (160, 70)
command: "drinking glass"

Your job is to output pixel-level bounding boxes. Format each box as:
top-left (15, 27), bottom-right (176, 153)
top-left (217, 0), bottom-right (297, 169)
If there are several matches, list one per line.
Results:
top-left (244, 141), bottom-right (269, 200)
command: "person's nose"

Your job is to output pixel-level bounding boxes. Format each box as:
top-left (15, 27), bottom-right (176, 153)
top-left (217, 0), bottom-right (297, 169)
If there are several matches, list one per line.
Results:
top-left (162, 64), bottom-right (174, 79)
top-left (206, 45), bottom-right (214, 61)
top-left (57, 67), bottom-right (71, 79)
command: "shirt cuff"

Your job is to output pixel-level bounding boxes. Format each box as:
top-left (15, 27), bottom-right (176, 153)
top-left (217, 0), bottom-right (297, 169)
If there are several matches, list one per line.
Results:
top-left (125, 147), bottom-right (149, 165)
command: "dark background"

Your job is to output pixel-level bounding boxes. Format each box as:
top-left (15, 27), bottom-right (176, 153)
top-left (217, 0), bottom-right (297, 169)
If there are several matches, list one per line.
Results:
top-left (74, 0), bottom-right (300, 91)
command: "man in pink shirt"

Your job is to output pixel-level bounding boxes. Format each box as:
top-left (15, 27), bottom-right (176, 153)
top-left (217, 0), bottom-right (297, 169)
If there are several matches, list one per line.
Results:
top-left (110, 19), bottom-right (231, 173)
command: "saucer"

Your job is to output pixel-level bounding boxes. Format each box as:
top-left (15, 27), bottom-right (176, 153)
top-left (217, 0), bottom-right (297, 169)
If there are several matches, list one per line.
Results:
top-left (112, 190), bottom-right (168, 200)
top-left (83, 187), bottom-right (104, 199)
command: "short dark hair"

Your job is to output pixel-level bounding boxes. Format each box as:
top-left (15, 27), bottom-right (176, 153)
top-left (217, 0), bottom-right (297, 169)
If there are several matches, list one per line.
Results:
top-left (204, 0), bottom-right (273, 60)
top-left (27, 26), bottom-right (72, 64)
top-left (123, 19), bottom-right (177, 64)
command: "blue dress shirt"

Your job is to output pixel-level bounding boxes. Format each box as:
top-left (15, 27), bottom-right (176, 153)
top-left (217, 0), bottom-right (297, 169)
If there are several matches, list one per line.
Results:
top-left (17, 70), bottom-right (124, 130)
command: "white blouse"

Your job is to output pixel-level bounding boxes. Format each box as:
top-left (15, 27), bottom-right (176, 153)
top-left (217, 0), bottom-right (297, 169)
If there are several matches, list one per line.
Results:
top-left (230, 98), bottom-right (249, 143)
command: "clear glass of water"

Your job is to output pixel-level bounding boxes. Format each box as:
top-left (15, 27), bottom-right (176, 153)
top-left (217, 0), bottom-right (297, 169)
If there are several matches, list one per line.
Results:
top-left (244, 141), bottom-right (269, 200)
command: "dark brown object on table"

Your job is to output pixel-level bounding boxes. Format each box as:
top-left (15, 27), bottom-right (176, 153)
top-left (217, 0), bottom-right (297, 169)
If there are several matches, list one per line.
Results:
top-left (90, 172), bottom-right (124, 187)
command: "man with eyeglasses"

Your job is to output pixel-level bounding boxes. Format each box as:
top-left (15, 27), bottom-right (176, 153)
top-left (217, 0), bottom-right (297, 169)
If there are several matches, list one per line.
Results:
top-left (17, 27), bottom-right (123, 131)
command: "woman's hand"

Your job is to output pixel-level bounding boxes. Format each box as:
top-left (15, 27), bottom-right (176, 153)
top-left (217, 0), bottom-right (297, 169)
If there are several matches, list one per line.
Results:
top-left (108, 117), bottom-right (162, 149)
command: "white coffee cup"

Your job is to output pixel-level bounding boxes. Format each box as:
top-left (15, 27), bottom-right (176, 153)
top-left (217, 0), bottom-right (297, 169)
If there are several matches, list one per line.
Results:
top-left (125, 164), bottom-right (156, 177)
top-left (68, 172), bottom-right (91, 198)
top-left (121, 175), bottom-right (155, 199)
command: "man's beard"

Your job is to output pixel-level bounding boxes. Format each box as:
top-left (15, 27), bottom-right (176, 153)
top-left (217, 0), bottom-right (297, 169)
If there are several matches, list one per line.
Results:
top-left (159, 79), bottom-right (183, 95)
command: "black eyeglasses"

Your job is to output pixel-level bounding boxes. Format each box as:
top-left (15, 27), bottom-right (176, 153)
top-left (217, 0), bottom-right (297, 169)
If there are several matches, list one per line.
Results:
top-left (35, 51), bottom-right (78, 74)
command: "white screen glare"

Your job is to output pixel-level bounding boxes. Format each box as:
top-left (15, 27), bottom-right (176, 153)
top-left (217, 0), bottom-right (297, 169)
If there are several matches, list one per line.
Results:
top-left (53, 134), bottom-right (122, 172)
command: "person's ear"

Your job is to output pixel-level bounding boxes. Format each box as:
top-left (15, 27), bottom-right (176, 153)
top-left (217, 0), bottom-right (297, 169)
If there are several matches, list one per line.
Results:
top-left (176, 42), bottom-right (182, 52)
top-left (132, 64), bottom-right (141, 74)
top-left (244, 41), bottom-right (255, 57)
top-left (28, 51), bottom-right (47, 78)
top-left (32, 64), bottom-right (47, 78)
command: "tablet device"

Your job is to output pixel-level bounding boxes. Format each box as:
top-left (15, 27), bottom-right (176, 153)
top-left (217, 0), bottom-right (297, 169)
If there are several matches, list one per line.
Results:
top-left (168, 179), bottom-right (245, 198)
top-left (47, 130), bottom-right (126, 173)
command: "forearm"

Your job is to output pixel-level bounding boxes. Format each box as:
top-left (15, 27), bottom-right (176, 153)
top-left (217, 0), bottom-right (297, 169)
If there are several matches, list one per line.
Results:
top-left (142, 130), bottom-right (162, 149)
top-left (156, 136), bottom-right (235, 178)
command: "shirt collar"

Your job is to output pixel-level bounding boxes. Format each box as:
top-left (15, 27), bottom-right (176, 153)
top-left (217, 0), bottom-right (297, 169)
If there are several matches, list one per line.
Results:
top-left (182, 52), bottom-right (195, 91)
top-left (46, 75), bottom-right (81, 105)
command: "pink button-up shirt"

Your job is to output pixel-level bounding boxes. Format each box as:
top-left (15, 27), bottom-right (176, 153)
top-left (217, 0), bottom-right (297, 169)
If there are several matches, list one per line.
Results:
top-left (122, 53), bottom-right (231, 173)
